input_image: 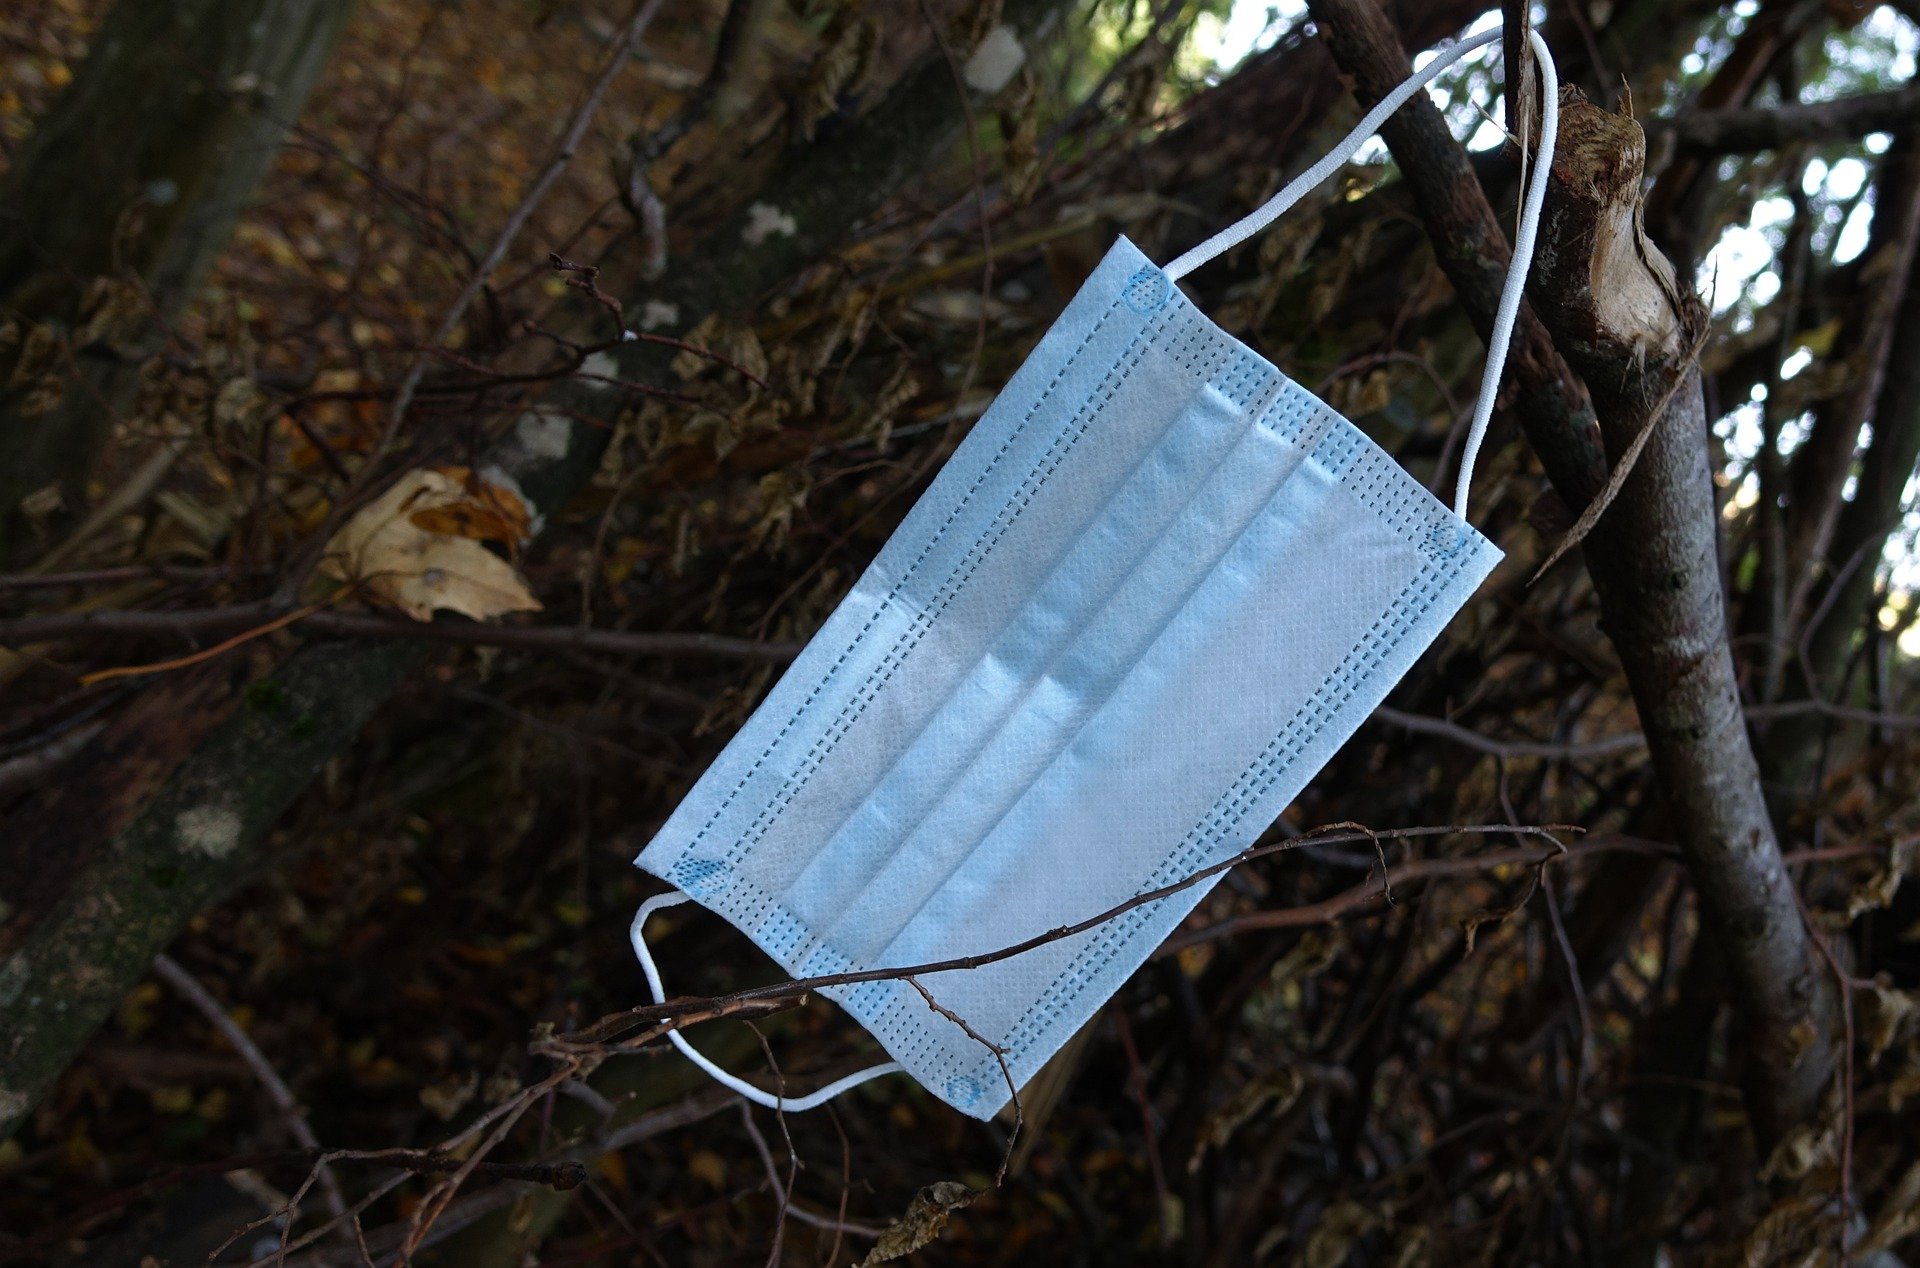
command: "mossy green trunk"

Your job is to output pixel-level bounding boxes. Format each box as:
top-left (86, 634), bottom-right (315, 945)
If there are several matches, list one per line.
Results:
top-left (0, 642), bottom-right (419, 1138)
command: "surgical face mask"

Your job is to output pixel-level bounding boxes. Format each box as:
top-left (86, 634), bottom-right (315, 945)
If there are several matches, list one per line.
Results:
top-left (633, 25), bottom-right (1559, 1119)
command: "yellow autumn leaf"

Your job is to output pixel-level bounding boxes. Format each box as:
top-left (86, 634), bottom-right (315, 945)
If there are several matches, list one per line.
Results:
top-left (322, 468), bottom-right (541, 622)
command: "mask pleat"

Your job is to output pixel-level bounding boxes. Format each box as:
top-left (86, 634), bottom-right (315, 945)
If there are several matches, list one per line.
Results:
top-left (868, 383), bottom-right (1345, 981)
top-left (741, 317), bottom-right (1167, 930)
top-left (900, 413), bottom-right (1465, 1080)
top-left (800, 359), bottom-right (1294, 966)
top-left (764, 320), bottom-right (1192, 948)
top-left (840, 354), bottom-right (1326, 963)
top-left (677, 246), bottom-right (1159, 925)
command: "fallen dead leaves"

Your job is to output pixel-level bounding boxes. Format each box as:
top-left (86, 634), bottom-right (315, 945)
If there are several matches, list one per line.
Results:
top-left (322, 467), bottom-right (541, 622)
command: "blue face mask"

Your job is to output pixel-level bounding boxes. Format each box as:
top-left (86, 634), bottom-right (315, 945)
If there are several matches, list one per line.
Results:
top-left (633, 26), bottom-right (1559, 1119)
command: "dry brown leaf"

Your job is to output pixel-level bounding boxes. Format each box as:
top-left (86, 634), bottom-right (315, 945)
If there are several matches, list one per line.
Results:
top-left (406, 469), bottom-right (533, 550)
top-left (1891, 1042), bottom-right (1920, 1111)
top-left (858, 1181), bottom-right (980, 1266)
top-left (73, 275), bottom-right (149, 351)
top-left (798, 7), bottom-right (877, 142)
top-left (1857, 1160), bottom-right (1920, 1257)
top-left (1857, 980), bottom-right (1918, 1063)
top-left (1189, 1066), bottom-right (1305, 1172)
top-left (862, 361), bottom-right (919, 452)
top-left (1761, 1114), bottom-right (1837, 1183)
top-left (322, 468), bottom-right (541, 623)
top-left (6, 321), bottom-right (60, 389)
top-left (1388, 1227), bottom-right (1432, 1268)
top-left (1847, 835), bottom-right (1915, 920)
top-left (418, 1069), bottom-right (479, 1122)
top-left (998, 68), bottom-right (1042, 202)
top-left (747, 471), bottom-right (810, 555)
top-left (1304, 1198), bottom-right (1378, 1268)
top-left (1709, 1193), bottom-right (1829, 1268)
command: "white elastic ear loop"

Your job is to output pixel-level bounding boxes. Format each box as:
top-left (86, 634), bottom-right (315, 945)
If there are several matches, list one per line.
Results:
top-left (630, 891), bottom-right (905, 1112)
top-left (1160, 25), bottom-right (1560, 521)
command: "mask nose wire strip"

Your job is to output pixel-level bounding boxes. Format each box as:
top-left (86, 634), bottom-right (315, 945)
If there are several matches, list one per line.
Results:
top-left (631, 891), bottom-right (906, 1112)
top-left (1159, 25), bottom-right (1560, 522)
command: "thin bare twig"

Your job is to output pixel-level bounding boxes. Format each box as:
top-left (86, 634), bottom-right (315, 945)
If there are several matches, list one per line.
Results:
top-left (905, 975), bottom-right (1022, 1184)
top-left (151, 954), bottom-right (349, 1223)
top-left (1159, 834), bottom-right (1660, 953)
top-left (560, 823), bottom-right (1585, 1049)
top-left (0, 603), bottom-right (801, 664)
top-left (1372, 705), bottom-right (1647, 760)
top-left (0, 564), bottom-right (238, 590)
top-left (738, 1100), bottom-right (795, 1265)
top-left (382, 0), bottom-right (667, 443)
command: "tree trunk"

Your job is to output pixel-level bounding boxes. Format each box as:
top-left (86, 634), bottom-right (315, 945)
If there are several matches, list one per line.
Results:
top-left (0, 642), bottom-right (416, 1137)
top-left (1530, 92), bottom-right (1839, 1148)
top-left (0, 0), bottom-right (1075, 1141)
top-left (0, 0), bottom-right (356, 551)
top-left (1306, 0), bottom-right (1838, 1147)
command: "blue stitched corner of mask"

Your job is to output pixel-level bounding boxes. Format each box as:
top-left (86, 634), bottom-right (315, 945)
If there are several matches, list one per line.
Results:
top-left (672, 857), bottom-right (733, 899)
top-left (1424, 517), bottom-right (1473, 560)
top-left (945, 1075), bottom-right (984, 1109)
top-left (1123, 267), bottom-right (1172, 314)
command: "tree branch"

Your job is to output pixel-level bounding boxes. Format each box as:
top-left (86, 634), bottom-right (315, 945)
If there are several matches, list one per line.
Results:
top-left (1646, 81), bottom-right (1920, 158)
top-left (0, 603), bottom-right (801, 665)
top-left (0, 0), bottom-right (1079, 1141)
top-left (152, 953), bottom-right (348, 1221)
top-left (1306, 0), bottom-right (1837, 1147)
top-left (1531, 89), bottom-right (1840, 1146)
top-left (1307, 0), bottom-right (1609, 509)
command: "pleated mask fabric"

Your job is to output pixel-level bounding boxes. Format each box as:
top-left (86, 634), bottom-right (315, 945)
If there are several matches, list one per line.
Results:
top-left (633, 25), bottom-right (1557, 1120)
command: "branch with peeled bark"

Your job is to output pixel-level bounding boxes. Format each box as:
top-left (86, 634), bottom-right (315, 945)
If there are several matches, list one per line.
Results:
top-left (1532, 91), bottom-right (1836, 1144)
top-left (1306, 0), bottom-right (1835, 1147)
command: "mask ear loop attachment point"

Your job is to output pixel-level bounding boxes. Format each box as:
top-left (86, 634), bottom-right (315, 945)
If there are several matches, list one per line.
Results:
top-left (631, 891), bottom-right (905, 1112)
top-left (1158, 25), bottom-right (1560, 523)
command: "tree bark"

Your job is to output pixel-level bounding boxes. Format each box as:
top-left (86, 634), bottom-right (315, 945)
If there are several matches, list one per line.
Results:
top-left (0, 0), bottom-right (1075, 1141)
top-left (0, 642), bottom-right (417, 1137)
top-left (1306, 0), bottom-right (1837, 1146)
top-left (1531, 92), bottom-right (1839, 1149)
top-left (1647, 81), bottom-right (1920, 157)
top-left (1304, 0), bottom-right (1609, 508)
top-left (0, 0), bottom-right (356, 551)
